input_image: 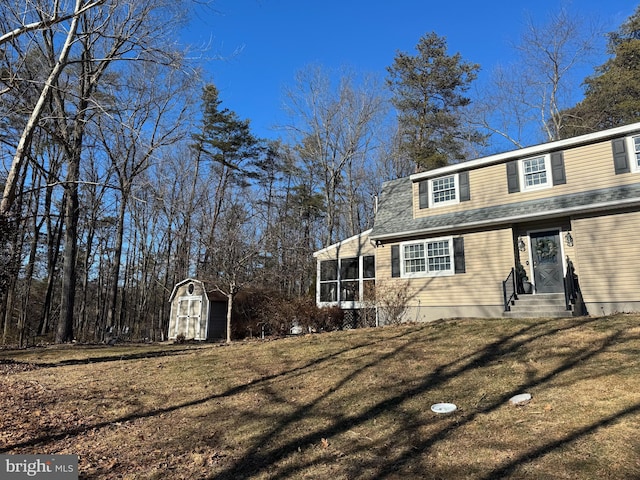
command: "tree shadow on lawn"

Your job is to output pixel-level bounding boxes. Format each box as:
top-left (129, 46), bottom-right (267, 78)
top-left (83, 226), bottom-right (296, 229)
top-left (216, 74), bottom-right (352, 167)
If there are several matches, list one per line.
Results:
top-left (206, 317), bottom-right (640, 479)
top-left (2, 318), bottom-right (639, 479)
top-left (0, 345), bottom-right (208, 370)
top-left (0, 327), bottom-right (421, 454)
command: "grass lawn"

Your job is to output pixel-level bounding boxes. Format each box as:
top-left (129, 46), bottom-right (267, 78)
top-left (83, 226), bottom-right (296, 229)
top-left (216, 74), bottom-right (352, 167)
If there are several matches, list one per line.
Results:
top-left (1, 314), bottom-right (639, 479)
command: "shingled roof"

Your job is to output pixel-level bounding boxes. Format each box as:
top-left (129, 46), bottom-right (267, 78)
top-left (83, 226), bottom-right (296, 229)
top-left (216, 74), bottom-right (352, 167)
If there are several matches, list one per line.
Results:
top-left (370, 177), bottom-right (640, 241)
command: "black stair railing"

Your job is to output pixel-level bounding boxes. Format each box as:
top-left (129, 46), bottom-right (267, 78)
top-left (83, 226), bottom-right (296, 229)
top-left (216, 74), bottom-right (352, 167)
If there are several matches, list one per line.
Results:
top-left (564, 257), bottom-right (579, 311)
top-left (502, 267), bottom-right (518, 312)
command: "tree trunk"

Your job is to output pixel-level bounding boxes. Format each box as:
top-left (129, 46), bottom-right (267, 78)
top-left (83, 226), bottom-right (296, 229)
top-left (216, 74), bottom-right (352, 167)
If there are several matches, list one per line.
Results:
top-left (106, 195), bottom-right (126, 333)
top-left (226, 289), bottom-right (234, 344)
top-left (57, 156), bottom-right (80, 343)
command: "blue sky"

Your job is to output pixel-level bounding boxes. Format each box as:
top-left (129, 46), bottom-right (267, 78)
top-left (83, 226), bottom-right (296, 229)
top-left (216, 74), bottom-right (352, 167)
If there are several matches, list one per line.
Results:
top-left (182, 1), bottom-right (639, 141)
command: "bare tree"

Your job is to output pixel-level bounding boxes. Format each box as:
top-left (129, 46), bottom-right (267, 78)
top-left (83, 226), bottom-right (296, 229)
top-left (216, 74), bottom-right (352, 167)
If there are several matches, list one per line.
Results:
top-left (473, 7), bottom-right (603, 149)
top-left (47, 0), bottom-right (188, 342)
top-left (283, 64), bottom-right (387, 246)
top-left (96, 62), bottom-right (193, 338)
top-left (0, 0), bottom-right (105, 218)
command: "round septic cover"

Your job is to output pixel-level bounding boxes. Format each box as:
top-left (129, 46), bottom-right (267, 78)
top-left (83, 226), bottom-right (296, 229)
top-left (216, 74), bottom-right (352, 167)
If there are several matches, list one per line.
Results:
top-left (509, 393), bottom-right (532, 405)
top-left (431, 403), bottom-right (457, 414)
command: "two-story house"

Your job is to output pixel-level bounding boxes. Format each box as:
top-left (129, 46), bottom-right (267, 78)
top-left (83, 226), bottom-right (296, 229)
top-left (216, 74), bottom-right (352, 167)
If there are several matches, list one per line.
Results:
top-left (314, 121), bottom-right (640, 322)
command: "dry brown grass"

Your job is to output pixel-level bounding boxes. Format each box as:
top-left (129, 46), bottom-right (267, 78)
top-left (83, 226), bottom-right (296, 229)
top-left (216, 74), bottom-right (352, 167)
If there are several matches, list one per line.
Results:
top-left (1, 314), bottom-right (640, 479)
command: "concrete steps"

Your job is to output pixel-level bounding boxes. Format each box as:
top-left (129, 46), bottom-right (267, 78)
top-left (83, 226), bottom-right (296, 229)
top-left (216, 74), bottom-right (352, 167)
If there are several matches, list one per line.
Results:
top-left (503, 293), bottom-right (574, 318)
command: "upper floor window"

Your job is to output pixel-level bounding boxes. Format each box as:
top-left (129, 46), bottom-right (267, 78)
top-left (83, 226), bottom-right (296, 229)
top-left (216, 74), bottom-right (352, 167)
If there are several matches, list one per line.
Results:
top-left (418, 171), bottom-right (470, 209)
top-left (507, 152), bottom-right (565, 193)
top-left (520, 155), bottom-right (551, 191)
top-left (431, 175), bottom-right (457, 204)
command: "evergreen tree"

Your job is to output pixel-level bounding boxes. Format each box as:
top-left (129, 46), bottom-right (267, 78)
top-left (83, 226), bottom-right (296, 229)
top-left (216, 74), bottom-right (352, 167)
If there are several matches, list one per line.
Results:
top-left (561, 6), bottom-right (640, 137)
top-left (386, 32), bottom-right (482, 171)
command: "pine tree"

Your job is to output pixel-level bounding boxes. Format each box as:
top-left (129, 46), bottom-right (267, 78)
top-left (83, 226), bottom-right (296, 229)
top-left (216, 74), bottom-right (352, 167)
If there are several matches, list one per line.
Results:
top-left (561, 6), bottom-right (640, 136)
top-left (386, 32), bottom-right (482, 171)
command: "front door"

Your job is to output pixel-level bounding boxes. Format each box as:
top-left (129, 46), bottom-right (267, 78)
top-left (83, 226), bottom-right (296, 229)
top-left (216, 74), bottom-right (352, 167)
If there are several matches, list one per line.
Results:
top-left (530, 231), bottom-right (564, 293)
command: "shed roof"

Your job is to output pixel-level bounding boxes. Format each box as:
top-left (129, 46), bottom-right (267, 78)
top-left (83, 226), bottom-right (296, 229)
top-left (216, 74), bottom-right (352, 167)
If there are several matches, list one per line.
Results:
top-left (169, 278), bottom-right (206, 302)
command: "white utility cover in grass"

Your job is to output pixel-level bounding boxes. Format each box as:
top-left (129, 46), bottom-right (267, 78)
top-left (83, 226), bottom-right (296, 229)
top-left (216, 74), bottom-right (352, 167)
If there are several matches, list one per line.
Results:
top-left (509, 393), bottom-right (532, 405)
top-left (431, 403), bottom-right (457, 414)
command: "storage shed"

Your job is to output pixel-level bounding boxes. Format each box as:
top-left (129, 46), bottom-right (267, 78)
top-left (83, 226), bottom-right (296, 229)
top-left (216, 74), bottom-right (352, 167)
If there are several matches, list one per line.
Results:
top-left (168, 278), bottom-right (227, 341)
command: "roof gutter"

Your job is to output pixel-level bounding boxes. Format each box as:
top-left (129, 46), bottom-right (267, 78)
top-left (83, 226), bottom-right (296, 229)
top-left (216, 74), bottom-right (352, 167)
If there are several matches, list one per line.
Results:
top-left (410, 122), bottom-right (640, 182)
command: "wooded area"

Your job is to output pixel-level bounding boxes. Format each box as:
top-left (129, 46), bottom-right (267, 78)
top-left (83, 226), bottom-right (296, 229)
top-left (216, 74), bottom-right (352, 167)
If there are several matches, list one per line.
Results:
top-left (2, 1), bottom-right (639, 345)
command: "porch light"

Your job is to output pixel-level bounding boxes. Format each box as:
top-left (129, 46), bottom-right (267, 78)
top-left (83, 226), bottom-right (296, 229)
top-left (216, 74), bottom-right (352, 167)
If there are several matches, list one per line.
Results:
top-left (518, 238), bottom-right (526, 251)
top-left (565, 232), bottom-right (574, 247)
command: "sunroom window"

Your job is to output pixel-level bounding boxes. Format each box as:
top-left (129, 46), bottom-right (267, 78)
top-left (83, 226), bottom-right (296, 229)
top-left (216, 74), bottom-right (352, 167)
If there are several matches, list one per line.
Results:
top-left (340, 257), bottom-right (359, 301)
top-left (319, 260), bottom-right (337, 302)
top-left (363, 255), bottom-right (375, 301)
top-left (318, 256), bottom-right (375, 304)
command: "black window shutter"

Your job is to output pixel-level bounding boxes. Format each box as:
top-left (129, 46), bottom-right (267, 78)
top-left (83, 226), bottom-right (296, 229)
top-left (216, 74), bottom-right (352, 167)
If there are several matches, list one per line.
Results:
top-left (459, 171), bottom-right (470, 202)
top-left (612, 138), bottom-right (630, 174)
top-left (550, 151), bottom-right (566, 185)
top-left (506, 161), bottom-right (520, 193)
top-left (391, 245), bottom-right (400, 277)
top-left (418, 180), bottom-right (429, 209)
top-left (453, 237), bottom-right (465, 274)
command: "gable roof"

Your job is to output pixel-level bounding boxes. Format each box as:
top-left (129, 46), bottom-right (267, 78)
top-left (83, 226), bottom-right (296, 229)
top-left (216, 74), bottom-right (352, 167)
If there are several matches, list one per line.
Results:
top-left (169, 278), bottom-right (205, 302)
top-left (313, 229), bottom-right (373, 257)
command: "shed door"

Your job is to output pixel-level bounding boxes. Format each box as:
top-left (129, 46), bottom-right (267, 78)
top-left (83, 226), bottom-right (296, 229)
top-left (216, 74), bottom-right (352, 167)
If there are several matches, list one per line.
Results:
top-left (530, 231), bottom-right (564, 293)
top-left (175, 295), bottom-right (203, 339)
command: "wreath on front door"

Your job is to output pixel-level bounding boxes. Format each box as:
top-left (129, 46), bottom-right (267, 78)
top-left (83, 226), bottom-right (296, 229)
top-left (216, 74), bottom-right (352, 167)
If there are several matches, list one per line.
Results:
top-left (535, 238), bottom-right (558, 261)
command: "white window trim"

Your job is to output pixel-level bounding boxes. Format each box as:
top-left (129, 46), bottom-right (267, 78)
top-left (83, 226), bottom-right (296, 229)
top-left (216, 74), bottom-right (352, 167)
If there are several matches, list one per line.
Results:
top-left (318, 259), bottom-right (339, 304)
top-left (429, 173), bottom-right (459, 208)
top-left (400, 236), bottom-right (455, 278)
top-left (519, 154), bottom-right (552, 192)
top-left (317, 255), bottom-right (375, 307)
top-left (626, 135), bottom-right (640, 172)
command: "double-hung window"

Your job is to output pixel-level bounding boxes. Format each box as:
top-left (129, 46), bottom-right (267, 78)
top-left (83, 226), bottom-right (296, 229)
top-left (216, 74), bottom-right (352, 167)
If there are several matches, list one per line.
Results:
top-left (402, 237), bottom-right (454, 277)
top-left (431, 175), bottom-right (457, 205)
top-left (520, 154), bottom-right (551, 191)
top-left (418, 171), bottom-right (469, 209)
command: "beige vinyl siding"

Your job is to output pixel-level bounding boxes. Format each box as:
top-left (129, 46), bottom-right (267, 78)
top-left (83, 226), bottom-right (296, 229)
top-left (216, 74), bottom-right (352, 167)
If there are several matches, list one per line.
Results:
top-left (573, 211), bottom-right (640, 305)
top-left (378, 228), bottom-right (513, 307)
top-left (314, 231), bottom-right (375, 262)
top-left (413, 138), bottom-right (640, 219)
